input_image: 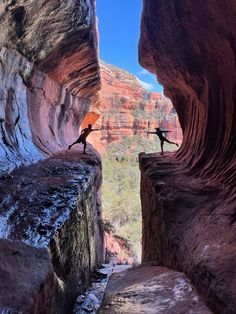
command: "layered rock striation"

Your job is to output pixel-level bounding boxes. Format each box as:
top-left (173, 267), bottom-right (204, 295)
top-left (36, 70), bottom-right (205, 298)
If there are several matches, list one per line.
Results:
top-left (139, 0), bottom-right (236, 186)
top-left (139, 153), bottom-right (236, 314)
top-left (88, 61), bottom-right (182, 151)
top-left (139, 1), bottom-right (236, 313)
top-left (0, 0), bottom-right (100, 173)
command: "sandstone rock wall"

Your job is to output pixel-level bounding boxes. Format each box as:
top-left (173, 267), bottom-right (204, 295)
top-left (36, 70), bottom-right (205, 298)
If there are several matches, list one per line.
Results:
top-left (139, 0), bottom-right (236, 187)
top-left (139, 1), bottom-right (236, 313)
top-left (0, 0), bottom-right (100, 174)
top-left (139, 153), bottom-right (236, 314)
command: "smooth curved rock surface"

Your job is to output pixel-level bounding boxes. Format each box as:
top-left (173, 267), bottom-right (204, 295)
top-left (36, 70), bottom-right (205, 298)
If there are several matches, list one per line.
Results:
top-left (139, 153), bottom-right (236, 314)
top-left (0, 0), bottom-right (100, 174)
top-left (139, 0), bottom-right (236, 188)
top-left (0, 0), bottom-right (100, 98)
top-left (139, 1), bottom-right (236, 313)
top-left (0, 48), bottom-right (42, 173)
top-left (0, 239), bottom-right (57, 314)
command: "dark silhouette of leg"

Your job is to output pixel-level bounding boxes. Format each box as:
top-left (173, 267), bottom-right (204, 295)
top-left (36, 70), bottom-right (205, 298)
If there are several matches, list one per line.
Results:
top-left (164, 138), bottom-right (179, 147)
top-left (160, 140), bottom-right (164, 155)
top-left (68, 140), bottom-right (79, 150)
top-left (83, 141), bottom-right (87, 154)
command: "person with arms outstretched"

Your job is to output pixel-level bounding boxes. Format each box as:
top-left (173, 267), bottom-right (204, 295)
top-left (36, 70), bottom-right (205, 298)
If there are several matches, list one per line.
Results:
top-left (68, 124), bottom-right (100, 154)
top-left (147, 127), bottom-right (179, 155)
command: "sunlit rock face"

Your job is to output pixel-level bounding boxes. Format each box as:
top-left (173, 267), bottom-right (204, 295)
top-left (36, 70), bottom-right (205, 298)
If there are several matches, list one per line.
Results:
top-left (88, 61), bottom-right (182, 152)
top-left (139, 1), bottom-right (236, 313)
top-left (104, 231), bottom-right (135, 265)
top-left (0, 0), bottom-right (100, 174)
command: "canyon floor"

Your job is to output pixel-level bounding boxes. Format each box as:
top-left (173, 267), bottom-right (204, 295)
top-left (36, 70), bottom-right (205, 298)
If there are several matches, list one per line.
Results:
top-left (99, 265), bottom-right (212, 314)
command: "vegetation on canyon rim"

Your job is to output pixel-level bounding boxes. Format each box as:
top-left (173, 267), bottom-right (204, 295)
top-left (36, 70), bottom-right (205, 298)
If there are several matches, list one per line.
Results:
top-left (102, 134), bottom-right (177, 261)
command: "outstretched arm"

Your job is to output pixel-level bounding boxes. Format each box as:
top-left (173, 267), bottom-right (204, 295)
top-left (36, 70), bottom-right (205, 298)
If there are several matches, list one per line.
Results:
top-left (162, 130), bottom-right (171, 133)
top-left (147, 131), bottom-right (157, 134)
top-left (91, 128), bottom-right (102, 132)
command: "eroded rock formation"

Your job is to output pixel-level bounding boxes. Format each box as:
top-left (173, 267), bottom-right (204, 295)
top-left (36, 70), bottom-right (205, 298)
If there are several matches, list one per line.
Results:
top-left (88, 61), bottom-right (182, 152)
top-left (139, 0), bottom-right (236, 185)
top-left (0, 0), bottom-right (100, 173)
top-left (0, 1), bottom-right (103, 312)
top-left (139, 1), bottom-right (236, 313)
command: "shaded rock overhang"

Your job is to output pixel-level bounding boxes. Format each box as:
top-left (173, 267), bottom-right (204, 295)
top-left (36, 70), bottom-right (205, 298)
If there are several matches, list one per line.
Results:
top-left (0, 0), bottom-right (101, 172)
top-left (0, 0), bottom-right (101, 99)
top-left (139, 0), bottom-right (236, 190)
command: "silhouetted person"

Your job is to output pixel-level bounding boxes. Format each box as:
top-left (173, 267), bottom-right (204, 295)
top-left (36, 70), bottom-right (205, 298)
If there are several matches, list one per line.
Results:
top-left (68, 124), bottom-right (100, 154)
top-left (148, 127), bottom-right (179, 155)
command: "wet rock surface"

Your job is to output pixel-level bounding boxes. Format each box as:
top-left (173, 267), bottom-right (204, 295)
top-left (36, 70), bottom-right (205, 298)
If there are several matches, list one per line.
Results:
top-left (99, 265), bottom-right (211, 314)
top-left (74, 264), bottom-right (113, 314)
top-left (139, 153), bottom-right (236, 314)
top-left (0, 150), bottom-right (103, 313)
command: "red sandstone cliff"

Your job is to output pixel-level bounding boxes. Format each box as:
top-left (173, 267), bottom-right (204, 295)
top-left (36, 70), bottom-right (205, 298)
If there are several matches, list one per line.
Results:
top-left (139, 1), bottom-right (236, 313)
top-left (87, 61), bottom-right (182, 152)
top-left (0, 0), bottom-right (100, 173)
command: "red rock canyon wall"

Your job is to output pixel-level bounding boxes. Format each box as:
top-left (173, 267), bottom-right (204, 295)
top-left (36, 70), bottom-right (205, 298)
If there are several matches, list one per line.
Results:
top-left (139, 1), bottom-right (236, 313)
top-left (0, 1), bottom-right (103, 313)
top-left (0, 0), bottom-right (100, 173)
top-left (139, 0), bottom-right (236, 187)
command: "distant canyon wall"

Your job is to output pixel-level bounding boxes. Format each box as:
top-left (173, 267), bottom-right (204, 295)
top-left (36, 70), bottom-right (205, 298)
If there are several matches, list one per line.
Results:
top-left (87, 61), bottom-right (182, 152)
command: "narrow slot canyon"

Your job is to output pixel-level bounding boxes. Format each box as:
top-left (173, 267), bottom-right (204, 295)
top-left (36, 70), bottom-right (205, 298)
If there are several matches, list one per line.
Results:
top-left (0, 1), bottom-right (235, 314)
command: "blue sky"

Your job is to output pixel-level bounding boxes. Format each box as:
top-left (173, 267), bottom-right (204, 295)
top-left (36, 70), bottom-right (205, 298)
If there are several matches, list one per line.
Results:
top-left (96, 0), bottom-right (163, 93)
